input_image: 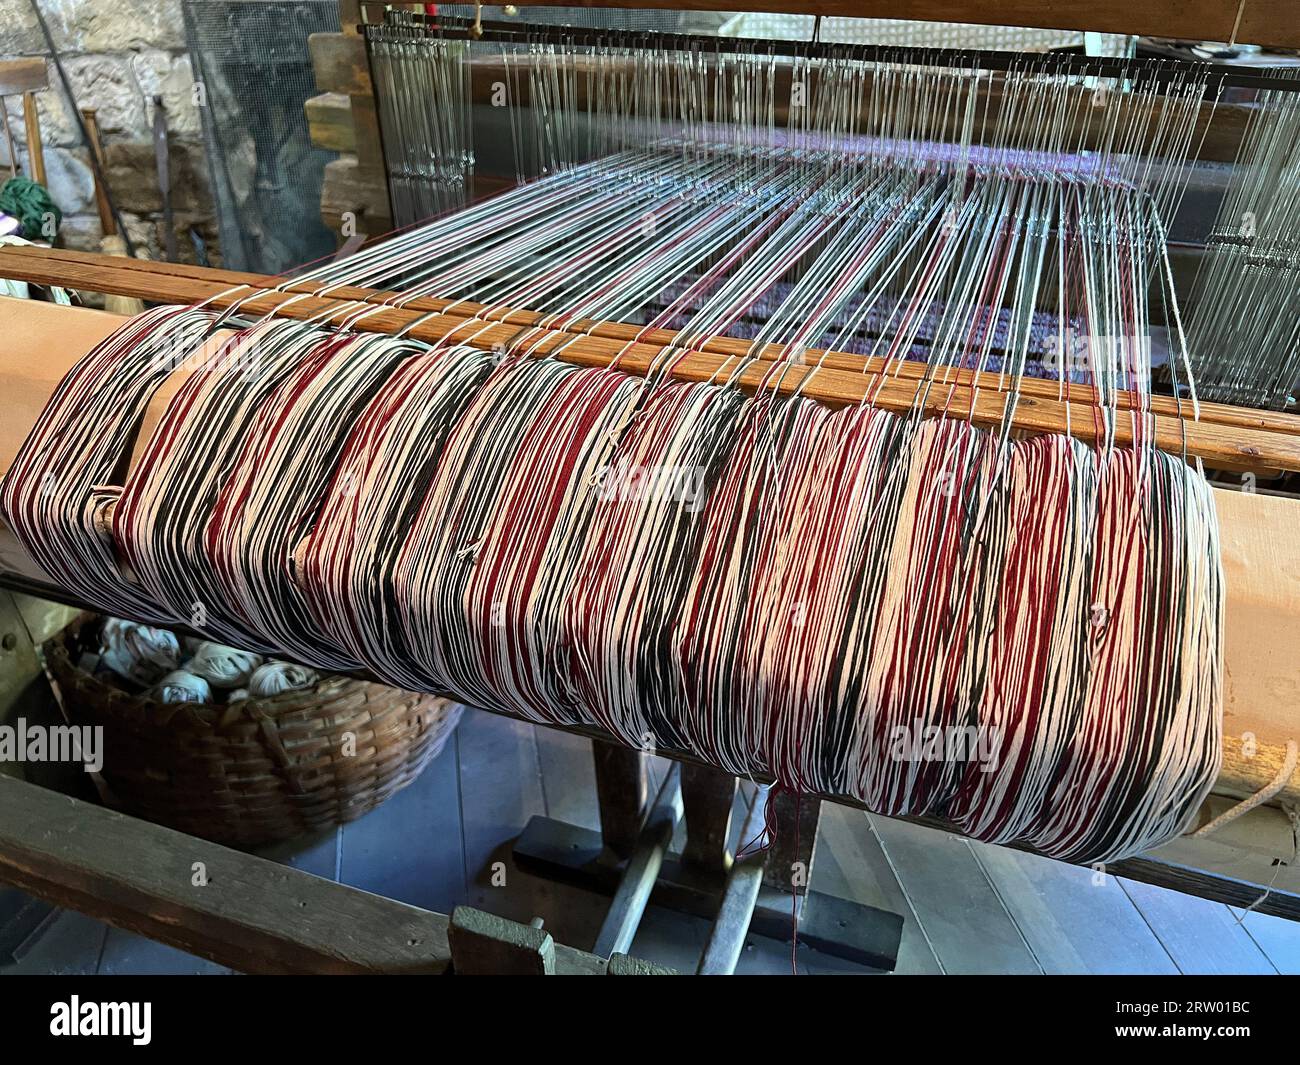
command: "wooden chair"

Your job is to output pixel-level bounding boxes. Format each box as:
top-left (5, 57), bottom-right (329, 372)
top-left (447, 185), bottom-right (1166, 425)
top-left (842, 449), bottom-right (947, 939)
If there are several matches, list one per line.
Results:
top-left (0, 57), bottom-right (49, 186)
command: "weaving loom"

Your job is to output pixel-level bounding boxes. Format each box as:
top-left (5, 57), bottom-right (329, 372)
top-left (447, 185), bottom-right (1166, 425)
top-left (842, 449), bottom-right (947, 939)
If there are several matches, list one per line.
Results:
top-left (2, 0), bottom-right (1300, 961)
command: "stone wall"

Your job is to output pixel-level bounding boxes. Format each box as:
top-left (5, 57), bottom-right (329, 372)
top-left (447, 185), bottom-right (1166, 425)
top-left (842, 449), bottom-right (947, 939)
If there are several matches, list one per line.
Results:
top-left (0, 0), bottom-right (220, 265)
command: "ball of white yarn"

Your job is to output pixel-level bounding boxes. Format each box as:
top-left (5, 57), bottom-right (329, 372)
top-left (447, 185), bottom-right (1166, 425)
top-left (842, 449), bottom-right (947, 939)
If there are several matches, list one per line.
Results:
top-left (248, 661), bottom-right (319, 698)
top-left (227, 688), bottom-right (250, 703)
top-left (153, 670), bottom-right (212, 704)
top-left (185, 641), bottom-right (263, 689)
top-left (100, 618), bottom-right (181, 686)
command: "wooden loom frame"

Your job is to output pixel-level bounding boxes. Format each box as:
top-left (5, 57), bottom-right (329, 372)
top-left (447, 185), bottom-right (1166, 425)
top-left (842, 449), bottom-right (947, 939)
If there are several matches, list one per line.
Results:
top-left (497, 0), bottom-right (1300, 51)
top-left (5, 246), bottom-right (1300, 472)
top-left (0, 249), bottom-right (1297, 918)
top-left (0, 0), bottom-right (1299, 971)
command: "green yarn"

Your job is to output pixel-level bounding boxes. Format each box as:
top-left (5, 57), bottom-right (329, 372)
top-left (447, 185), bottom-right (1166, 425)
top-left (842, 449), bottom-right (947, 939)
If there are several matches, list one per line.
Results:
top-left (0, 175), bottom-right (61, 241)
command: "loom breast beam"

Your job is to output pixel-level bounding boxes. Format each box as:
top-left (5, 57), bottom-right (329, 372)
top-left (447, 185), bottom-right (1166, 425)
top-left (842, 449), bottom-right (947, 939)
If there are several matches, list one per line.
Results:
top-left (13, 246), bottom-right (1300, 443)
top-left (4, 248), bottom-right (1300, 475)
top-left (0, 295), bottom-right (1297, 817)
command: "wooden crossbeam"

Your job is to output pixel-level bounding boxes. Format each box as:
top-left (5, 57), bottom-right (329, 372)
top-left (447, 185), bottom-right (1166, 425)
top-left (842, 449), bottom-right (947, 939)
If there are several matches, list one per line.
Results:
top-left (4, 246), bottom-right (1286, 436)
top-left (23, 245), bottom-right (1299, 440)
top-left (0, 58), bottom-right (48, 97)
top-left (0, 772), bottom-right (615, 974)
top-left (3, 245), bottom-right (1299, 473)
top-left (493, 0), bottom-right (1300, 51)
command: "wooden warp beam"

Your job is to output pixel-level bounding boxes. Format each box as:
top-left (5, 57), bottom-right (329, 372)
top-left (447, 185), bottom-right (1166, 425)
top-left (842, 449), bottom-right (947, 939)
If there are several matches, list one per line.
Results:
top-left (0, 294), bottom-right (1296, 909)
top-left (0, 283), bottom-right (1296, 802)
top-left (3, 246), bottom-right (1300, 474)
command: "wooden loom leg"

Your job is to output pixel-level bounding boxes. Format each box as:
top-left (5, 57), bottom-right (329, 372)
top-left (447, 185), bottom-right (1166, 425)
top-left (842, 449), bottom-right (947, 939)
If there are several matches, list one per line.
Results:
top-left (681, 762), bottom-right (738, 875)
top-left (762, 790), bottom-right (822, 897)
top-left (592, 739), bottom-right (647, 860)
top-left (751, 790), bottom-right (904, 969)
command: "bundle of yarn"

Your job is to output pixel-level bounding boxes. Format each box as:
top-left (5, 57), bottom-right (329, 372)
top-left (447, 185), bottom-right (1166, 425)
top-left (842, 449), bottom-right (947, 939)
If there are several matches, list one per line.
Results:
top-left (5, 304), bottom-right (1224, 864)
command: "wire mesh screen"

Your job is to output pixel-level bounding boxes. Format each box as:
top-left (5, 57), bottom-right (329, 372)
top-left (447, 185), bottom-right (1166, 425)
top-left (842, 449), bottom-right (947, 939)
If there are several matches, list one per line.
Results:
top-left (183, 0), bottom-right (341, 274)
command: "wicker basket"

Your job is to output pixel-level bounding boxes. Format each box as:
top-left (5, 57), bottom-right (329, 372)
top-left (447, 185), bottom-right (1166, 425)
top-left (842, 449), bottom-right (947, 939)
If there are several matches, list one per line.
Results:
top-left (44, 618), bottom-right (462, 848)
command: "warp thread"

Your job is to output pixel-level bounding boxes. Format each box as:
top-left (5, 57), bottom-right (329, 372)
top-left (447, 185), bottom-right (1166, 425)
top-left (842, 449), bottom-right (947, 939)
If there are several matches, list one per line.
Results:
top-left (0, 42), bottom-right (1237, 863)
top-left (1, 310), bottom-right (1224, 865)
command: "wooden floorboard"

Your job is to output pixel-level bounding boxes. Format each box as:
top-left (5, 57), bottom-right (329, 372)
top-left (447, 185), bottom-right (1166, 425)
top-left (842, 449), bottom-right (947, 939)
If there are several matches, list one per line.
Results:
top-left (336, 730), bottom-right (467, 915)
top-left (1232, 909), bottom-right (1300, 975)
top-left (969, 842), bottom-right (1179, 975)
top-left (255, 827), bottom-right (341, 882)
top-left (455, 709), bottom-right (553, 922)
top-left (1, 909), bottom-right (106, 975)
top-left (868, 815), bottom-right (1044, 975)
top-left (813, 806), bottom-right (942, 974)
top-left (533, 725), bottom-right (601, 831)
top-left (1119, 878), bottom-right (1278, 974)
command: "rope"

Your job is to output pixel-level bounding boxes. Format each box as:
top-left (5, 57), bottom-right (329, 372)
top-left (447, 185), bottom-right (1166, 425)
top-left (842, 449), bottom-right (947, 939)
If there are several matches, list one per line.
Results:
top-left (1191, 739), bottom-right (1299, 838)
